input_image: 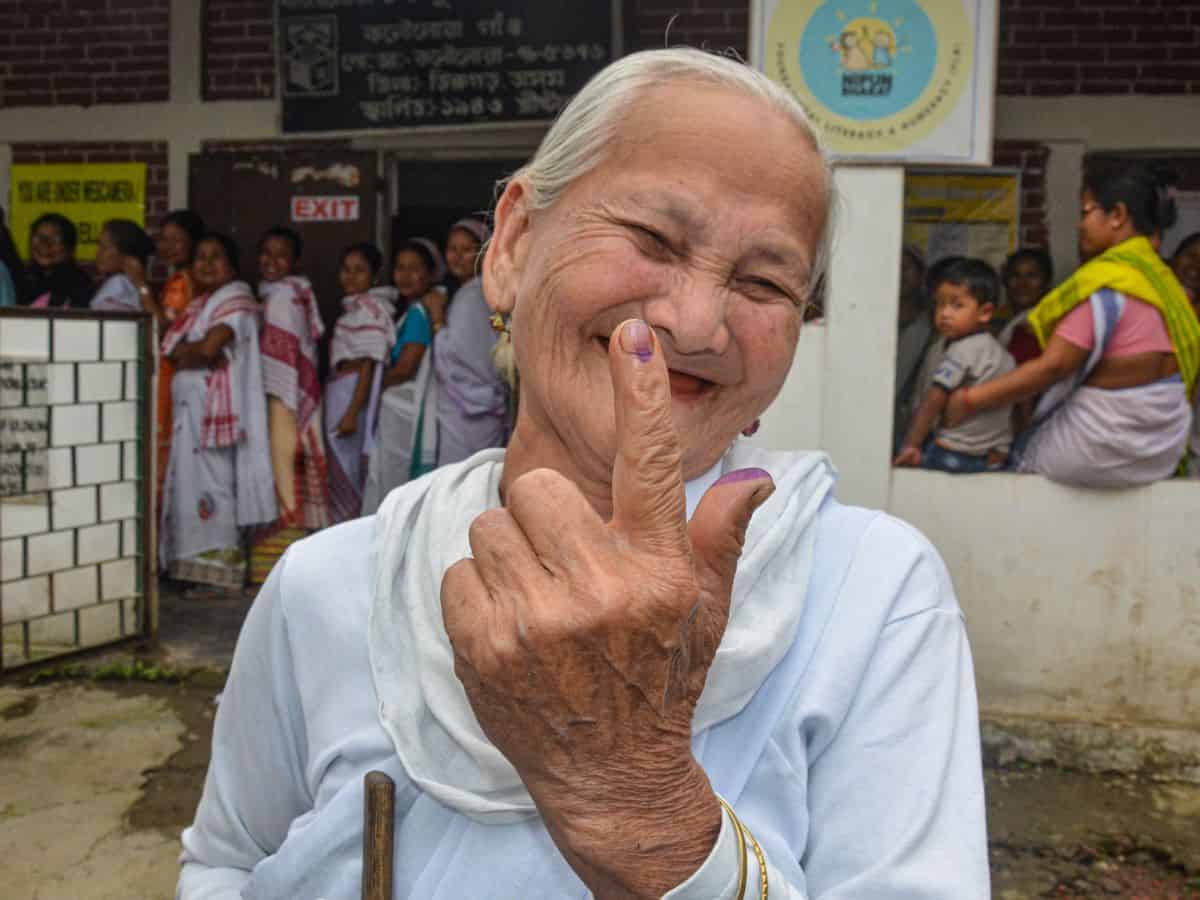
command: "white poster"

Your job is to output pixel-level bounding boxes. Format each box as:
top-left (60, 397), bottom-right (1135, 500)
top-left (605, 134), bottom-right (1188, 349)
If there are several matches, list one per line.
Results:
top-left (751, 0), bottom-right (998, 165)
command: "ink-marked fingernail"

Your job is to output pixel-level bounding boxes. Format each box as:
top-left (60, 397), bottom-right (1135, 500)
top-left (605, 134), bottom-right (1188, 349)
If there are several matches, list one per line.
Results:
top-left (714, 466), bottom-right (771, 486)
top-left (619, 319), bottom-right (653, 362)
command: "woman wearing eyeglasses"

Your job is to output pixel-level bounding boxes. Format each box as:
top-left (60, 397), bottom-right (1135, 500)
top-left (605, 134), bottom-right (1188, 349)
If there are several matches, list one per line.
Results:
top-left (24, 213), bottom-right (93, 309)
top-left (943, 163), bottom-right (1200, 488)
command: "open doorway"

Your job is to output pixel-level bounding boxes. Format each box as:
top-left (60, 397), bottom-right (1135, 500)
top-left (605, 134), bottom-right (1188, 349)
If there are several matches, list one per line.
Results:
top-left (388, 158), bottom-right (527, 263)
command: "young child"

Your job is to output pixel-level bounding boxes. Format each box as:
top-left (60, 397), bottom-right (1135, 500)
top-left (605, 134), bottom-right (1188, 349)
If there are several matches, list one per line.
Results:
top-left (894, 257), bottom-right (1015, 474)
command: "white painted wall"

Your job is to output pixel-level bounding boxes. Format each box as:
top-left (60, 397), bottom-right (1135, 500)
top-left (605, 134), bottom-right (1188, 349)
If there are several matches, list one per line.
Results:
top-left (891, 472), bottom-right (1200, 729)
top-left (751, 155), bottom-right (1200, 733)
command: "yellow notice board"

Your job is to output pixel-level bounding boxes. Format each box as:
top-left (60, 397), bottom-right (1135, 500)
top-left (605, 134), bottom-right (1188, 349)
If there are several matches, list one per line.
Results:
top-left (9, 163), bottom-right (147, 263)
top-left (903, 169), bottom-right (1020, 273)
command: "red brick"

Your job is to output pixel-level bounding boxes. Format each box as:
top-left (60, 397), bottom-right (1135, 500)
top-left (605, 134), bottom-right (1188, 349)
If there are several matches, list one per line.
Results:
top-left (1136, 27), bottom-right (1199, 43)
top-left (1012, 27), bottom-right (1077, 44)
top-left (1075, 27), bottom-right (1129, 43)
top-left (1107, 46), bottom-right (1159, 61)
top-left (1082, 64), bottom-right (1139, 79)
top-left (1078, 80), bottom-right (1136, 93)
top-left (1028, 80), bottom-right (1078, 95)
top-left (1103, 10), bottom-right (1171, 25)
top-left (1133, 80), bottom-right (1190, 93)
top-left (999, 9), bottom-right (1045, 27)
top-left (1000, 45), bottom-right (1045, 61)
top-left (1020, 63), bottom-right (1079, 79)
top-left (1140, 63), bottom-right (1200, 79)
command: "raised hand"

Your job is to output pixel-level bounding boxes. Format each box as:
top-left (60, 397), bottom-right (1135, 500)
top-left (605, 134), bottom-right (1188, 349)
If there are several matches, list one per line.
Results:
top-left (442, 318), bottom-right (775, 896)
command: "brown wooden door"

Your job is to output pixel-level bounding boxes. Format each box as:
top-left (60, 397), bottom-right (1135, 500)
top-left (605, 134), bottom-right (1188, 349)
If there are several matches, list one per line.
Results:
top-left (188, 149), bottom-right (379, 346)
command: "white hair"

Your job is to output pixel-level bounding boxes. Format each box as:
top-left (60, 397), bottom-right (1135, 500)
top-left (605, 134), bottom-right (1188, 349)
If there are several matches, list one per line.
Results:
top-left (504, 47), bottom-right (836, 299)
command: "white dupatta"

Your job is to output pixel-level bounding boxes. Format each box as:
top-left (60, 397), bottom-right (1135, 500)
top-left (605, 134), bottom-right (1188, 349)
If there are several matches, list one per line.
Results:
top-left (368, 443), bottom-right (835, 823)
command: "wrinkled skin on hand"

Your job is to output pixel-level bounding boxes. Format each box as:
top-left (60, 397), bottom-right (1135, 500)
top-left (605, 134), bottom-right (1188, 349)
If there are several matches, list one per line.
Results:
top-left (442, 319), bottom-right (774, 898)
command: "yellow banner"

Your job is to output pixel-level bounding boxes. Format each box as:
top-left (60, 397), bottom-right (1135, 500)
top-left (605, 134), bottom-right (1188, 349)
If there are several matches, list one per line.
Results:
top-left (904, 172), bottom-right (1018, 224)
top-left (9, 163), bottom-right (147, 263)
top-left (903, 170), bottom-right (1020, 273)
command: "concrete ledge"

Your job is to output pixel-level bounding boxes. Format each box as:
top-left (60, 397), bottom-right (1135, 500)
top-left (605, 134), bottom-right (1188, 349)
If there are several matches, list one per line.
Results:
top-left (983, 714), bottom-right (1200, 783)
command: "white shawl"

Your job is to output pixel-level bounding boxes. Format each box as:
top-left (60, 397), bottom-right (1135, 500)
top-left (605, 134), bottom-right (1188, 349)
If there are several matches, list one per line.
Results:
top-left (368, 443), bottom-right (835, 823)
top-left (164, 280), bottom-right (278, 527)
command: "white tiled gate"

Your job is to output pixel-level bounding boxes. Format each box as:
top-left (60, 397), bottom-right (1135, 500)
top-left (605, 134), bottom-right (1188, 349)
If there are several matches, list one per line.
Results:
top-left (0, 308), bottom-right (154, 669)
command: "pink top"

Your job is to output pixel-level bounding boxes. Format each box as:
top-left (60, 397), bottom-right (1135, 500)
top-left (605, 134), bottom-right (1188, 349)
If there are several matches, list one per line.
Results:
top-left (1055, 294), bottom-right (1173, 357)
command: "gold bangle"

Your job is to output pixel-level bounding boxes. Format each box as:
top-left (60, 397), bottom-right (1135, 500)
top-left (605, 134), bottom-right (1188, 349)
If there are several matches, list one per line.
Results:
top-left (746, 826), bottom-right (769, 899)
top-left (716, 796), bottom-right (748, 900)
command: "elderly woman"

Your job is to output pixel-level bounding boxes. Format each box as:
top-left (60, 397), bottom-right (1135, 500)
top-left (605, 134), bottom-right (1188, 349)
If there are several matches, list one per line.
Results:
top-left (179, 49), bottom-right (987, 898)
top-left (944, 164), bottom-right (1199, 488)
top-left (159, 233), bottom-right (276, 589)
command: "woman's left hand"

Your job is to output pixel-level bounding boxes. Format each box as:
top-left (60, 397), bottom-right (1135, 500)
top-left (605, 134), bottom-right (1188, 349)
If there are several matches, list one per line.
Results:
top-left (442, 320), bottom-right (774, 898)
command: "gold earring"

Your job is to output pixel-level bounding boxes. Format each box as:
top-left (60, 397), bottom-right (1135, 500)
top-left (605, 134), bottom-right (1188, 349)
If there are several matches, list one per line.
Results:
top-left (489, 311), bottom-right (506, 333)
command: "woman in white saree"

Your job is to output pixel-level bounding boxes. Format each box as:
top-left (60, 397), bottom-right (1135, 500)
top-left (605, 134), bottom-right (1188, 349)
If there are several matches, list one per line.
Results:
top-left (180, 49), bottom-right (988, 898)
top-left (159, 233), bottom-right (276, 589)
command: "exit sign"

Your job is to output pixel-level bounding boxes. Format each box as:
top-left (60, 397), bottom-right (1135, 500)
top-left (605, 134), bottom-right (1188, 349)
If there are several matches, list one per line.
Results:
top-left (290, 195), bottom-right (360, 222)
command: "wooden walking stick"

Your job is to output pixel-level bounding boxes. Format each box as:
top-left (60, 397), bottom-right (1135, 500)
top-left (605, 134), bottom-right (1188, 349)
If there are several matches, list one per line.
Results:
top-left (362, 770), bottom-right (396, 900)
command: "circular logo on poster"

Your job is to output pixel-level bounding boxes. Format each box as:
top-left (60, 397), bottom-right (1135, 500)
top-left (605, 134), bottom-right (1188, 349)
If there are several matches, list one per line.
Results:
top-left (766, 0), bottom-right (972, 155)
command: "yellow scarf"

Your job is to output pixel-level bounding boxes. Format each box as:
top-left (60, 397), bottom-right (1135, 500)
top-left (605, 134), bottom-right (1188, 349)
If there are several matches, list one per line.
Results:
top-left (1027, 236), bottom-right (1200, 398)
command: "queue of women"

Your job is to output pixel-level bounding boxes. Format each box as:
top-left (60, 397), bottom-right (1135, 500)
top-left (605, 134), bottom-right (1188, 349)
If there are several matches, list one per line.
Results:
top-left (0, 206), bottom-right (506, 590)
top-left (893, 163), bottom-right (1200, 487)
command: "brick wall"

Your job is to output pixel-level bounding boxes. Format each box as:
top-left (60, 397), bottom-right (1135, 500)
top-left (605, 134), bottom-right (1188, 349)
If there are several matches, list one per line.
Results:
top-left (994, 140), bottom-right (1049, 249)
top-left (0, 0), bottom-right (169, 108)
top-left (998, 0), bottom-right (1200, 96)
top-left (631, 0), bottom-right (749, 55)
top-left (203, 0), bottom-right (274, 100)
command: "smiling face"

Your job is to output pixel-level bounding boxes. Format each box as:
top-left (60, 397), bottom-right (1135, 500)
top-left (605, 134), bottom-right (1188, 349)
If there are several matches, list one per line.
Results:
top-left (30, 220), bottom-right (69, 267)
top-left (393, 248), bottom-right (433, 299)
top-left (484, 82), bottom-right (828, 484)
top-left (258, 235), bottom-right (296, 283)
top-left (191, 239), bottom-right (236, 294)
top-left (95, 228), bottom-right (123, 276)
top-left (339, 250), bottom-right (374, 296)
top-left (1004, 257), bottom-right (1049, 312)
top-left (445, 227), bottom-right (482, 283)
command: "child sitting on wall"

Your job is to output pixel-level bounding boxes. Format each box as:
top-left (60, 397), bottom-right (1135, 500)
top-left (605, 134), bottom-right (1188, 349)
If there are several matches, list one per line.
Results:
top-left (894, 257), bottom-right (1016, 474)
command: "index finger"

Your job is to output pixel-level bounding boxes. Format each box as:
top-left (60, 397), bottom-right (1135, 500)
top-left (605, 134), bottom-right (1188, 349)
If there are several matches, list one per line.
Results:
top-left (608, 318), bottom-right (689, 553)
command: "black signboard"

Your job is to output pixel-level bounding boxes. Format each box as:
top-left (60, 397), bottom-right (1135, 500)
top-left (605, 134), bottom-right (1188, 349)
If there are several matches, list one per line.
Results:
top-left (277, 1), bottom-right (617, 133)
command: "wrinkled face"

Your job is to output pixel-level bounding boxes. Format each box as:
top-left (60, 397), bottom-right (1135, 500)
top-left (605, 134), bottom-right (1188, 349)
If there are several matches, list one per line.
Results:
top-left (258, 236), bottom-right (296, 283)
top-left (934, 281), bottom-right (990, 340)
top-left (158, 222), bottom-right (194, 268)
top-left (95, 228), bottom-right (123, 276)
top-left (30, 221), bottom-right (69, 267)
top-left (486, 83), bottom-right (828, 482)
top-left (1172, 241), bottom-right (1200, 296)
top-left (339, 250), bottom-right (374, 296)
top-left (445, 228), bottom-right (482, 282)
top-left (1004, 257), bottom-right (1049, 312)
top-left (393, 248), bottom-right (433, 299)
top-left (192, 239), bottom-right (235, 293)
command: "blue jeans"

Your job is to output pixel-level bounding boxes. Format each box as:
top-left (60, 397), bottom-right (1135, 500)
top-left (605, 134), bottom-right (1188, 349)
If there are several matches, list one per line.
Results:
top-left (921, 441), bottom-right (992, 474)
